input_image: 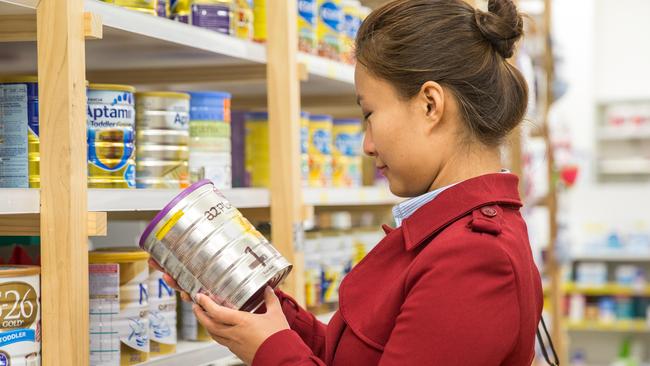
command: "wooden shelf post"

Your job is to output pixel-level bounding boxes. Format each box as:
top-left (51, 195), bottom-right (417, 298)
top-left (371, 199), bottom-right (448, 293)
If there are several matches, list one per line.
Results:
top-left (37, 0), bottom-right (89, 363)
top-left (267, 0), bottom-right (305, 304)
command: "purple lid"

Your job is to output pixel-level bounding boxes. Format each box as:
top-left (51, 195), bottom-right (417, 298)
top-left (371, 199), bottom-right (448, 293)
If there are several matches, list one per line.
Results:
top-left (333, 118), bottom-right (361, 125)
top-left (309, 114), bottom-right (333, 122)
top-left (139, 179), bottom-right (213, 248)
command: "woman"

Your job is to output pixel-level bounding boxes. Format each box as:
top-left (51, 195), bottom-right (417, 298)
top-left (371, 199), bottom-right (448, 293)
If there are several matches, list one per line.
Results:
top-left (152, 0), bottom-right (546, 364)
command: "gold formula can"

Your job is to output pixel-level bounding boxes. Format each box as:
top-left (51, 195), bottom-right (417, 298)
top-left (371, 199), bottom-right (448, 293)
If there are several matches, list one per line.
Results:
top-left (87, 84), bottom-right (137, 189)
top-left (89, 248), bottom-right (150, 366)
top-left (0, 266), bottom-right (41, 366)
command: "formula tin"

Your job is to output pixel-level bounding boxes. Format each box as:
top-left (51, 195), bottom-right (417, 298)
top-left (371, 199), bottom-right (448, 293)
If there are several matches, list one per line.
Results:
top-left (101, 0), bottom-right (157, 15)
top-left (341, 0), bottom-right (361, 64)
top-left (136, 111), bottom-right (190, 131)
top-left (172, 0), bottom-right (233, 34)
top-left (189, 152), bottom-right (232, 188)
top-left (136, 145), bottom-right (189, 161)
top-left (189, 121), bottom-right (231, 139)
top-left (89, 248), bottom-right (150, 366)
top-left (148, 270), bottom-right (177, 356)
top-left (157, 0), bottom-right (170, 17)
top-left (332, 118), bottom-right (361, 187)
top-left (189, 136), bottom-right (231, 152)
top-left (136, 129), bottom-right (189, 146)
top-left (300, 111), bottom-right (310, 187)
top-left (136, 160), bottom-right (189, 185)
top-left (135, 92), bottom-right (190, 113)
top-left (87, 84), bottom-right (136, 189)
top-left (180, 300), bottom-right (211, 341)
top-left (0, 76), bottom-right (38, 188)
top-left (298, 0), bottom-right (318, 54)
top-left (252, 0), bottom-right (266, 42)
top-left (308, 114), bottom-right (333, 187)
top-left (188, 91), bottom-right (231, 122)
top-left (233, 0), bottom-right (254, 40)
top-left (0, 266), bottom-right (40, 366)
top-left (139, 180), bottom-right (292, 312)
top-left (244, 112), bottom-right (269, 187)
top-left (317, 0), bottom-right (342, 60)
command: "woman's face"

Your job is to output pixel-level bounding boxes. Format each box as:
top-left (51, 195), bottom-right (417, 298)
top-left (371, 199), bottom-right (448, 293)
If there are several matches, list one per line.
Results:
top-left (354, 64), bottom-right (457, 197)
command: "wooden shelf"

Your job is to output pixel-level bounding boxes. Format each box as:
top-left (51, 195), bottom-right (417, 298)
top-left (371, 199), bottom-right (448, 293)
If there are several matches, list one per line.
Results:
top-left (563, 282), bottom-right (650, 296)
top-left (139, 341), bottom-right (232, 366)
top-left (566, 320), bottom-right (650, 333)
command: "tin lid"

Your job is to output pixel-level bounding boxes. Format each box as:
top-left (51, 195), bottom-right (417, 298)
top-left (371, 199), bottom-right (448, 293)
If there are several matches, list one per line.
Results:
top-left (0, 75), bottom-right (38, 83)
top-left (333, 118), bottom-right (361, 125)
top-left (89, 83), bottom-right (136, 93)
top-left (136, 91), bottom-right (191, 100)
top-left (309, 114), bottom-right (333, 122)
top-left (139, 179), bottom-right (214, 248)
top-left (300, 111), bottom-right (310, 118)
top-left (0, 265), bottom-right (40, 277)
top-left (89, 247), bottom-right (149, 263)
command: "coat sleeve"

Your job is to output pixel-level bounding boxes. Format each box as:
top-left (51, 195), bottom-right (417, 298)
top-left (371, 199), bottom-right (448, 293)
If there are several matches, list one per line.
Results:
top-left (378, 238), bottom-right (520, 365)
top-left (252, 290), bottom-right (328, 365)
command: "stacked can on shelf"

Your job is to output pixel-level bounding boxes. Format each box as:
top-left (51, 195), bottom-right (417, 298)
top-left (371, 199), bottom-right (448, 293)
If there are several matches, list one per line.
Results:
top-left (157, 0), bottom-right (170, 17)
top-left (87, 84), bottom-right (137, 189)
top-left (171, 0), bottom-right (233, 35)
top-left (0, 266), bottom-right (41, 366)
top-left (89, 248), bottom-right (150, 366)
top-left (316, 0), bottom-right (343, 60)
top-left (135, 91), bottom-right (190, 189)
top-left (340, 0), bottom-right (362, 64)
top-left (332, 118), bottom-right (362, 187)
top-left (300, 111), bottom-right (310, 186)
top-left (148, 270), bottom-right (177, 356)
top-left (245, 111), bottom-right (270, 187)
top-left (252, 0), bottom-right (267, 42)
top-left (308, 114), bottom-right (333, 187)
top-left (233, 0), bottom-right (254, 40)
top-left (188, 91), bottom-right (232, 189)
top-left (298, 0), bottom-right (318, 53)
top-left (0, 76), bottom-right (39, 188)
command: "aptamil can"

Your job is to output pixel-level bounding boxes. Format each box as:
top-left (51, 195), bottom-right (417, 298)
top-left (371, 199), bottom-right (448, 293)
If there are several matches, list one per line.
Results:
top-left (148, 270), bottom-right (176, 356)
top-left (0, 76), bottom-right (38, 188)
top-left (139, 180), bottom-right (292, 312)
top-left (252, 0), bottom-right (266, 42)
top-left (0, 266), bottom-right (40, 366)
top-left (87, 84), bottom-right (136, 189)
top-left (136, 92), bottom-right (190, 189)
top-left (308, 114), bottom-right (333, 187)
top-left (332, 118), bottom-right (362, 187)
top-left (188, 91), bottom-right (230, 122)
top-left (100, 0), bottom-right (157, 15)
top-left (244, 112), bottom-right (269, 187)
top-left (341, 0), bottom-right (361, 64)
top-left (300, 111), bottom-right (310, 187)
top-left (298, 0), bottom-right (318, 54)
top-left (317, 0), bottom-right (342, 60)
top-left (89, 248), bottom-right (150, 366)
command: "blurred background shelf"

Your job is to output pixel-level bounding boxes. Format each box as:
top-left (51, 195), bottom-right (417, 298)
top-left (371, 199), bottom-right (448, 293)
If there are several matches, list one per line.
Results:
top-left (566, 320), bottom-right (650, 333)
top-left (139, 341), bottom-right (232, 366)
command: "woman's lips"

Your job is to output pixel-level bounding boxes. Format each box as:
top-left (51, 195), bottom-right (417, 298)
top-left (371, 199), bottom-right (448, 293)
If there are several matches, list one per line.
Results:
top-left (377, 165), bottom-right (387, 175)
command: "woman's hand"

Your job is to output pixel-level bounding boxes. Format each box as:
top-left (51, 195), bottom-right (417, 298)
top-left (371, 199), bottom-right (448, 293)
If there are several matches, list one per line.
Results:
top-left (193, 287), bottom-right (290, 365)
top-left (148, 258), bottom-right (192, 302)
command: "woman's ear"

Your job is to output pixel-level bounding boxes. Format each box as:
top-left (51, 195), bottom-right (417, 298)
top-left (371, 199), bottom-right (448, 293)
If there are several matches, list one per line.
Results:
top-left (419, 81), bottom-right (445, 131)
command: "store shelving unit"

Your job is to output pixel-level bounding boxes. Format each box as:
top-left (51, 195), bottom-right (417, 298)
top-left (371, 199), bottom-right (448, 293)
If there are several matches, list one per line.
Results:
top-left (567, 320), bottom-right (650, 333)
top-left (140, 341), bottom-right (231, 366)
top-left (563, 282), bottom-right (650, 296)
top-left (0, 0), bottom-right (389, 364)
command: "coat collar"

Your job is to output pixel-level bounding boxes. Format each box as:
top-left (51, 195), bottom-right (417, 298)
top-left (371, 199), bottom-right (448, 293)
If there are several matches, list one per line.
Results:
top-left (401, 173), bottom-right (522, 251)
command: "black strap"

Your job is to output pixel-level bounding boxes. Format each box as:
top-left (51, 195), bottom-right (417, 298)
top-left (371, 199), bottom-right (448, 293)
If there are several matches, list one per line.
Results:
top-left (536, 316), bottom-right (560, 365)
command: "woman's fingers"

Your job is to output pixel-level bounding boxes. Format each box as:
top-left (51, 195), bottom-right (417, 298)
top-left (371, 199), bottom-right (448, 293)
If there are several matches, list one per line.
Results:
top-left (148, 258), bottom-right (164, 272)
top-left (196, 293), bottom-right (244, 325)
top-left (161, 273), bottom-right (181, 291)
top-left (180, 292), bottom-right (192, 303)
top-left (193, 304), bottom-right (233, 338)
top-left (263, 286), bottom-right (280, 312)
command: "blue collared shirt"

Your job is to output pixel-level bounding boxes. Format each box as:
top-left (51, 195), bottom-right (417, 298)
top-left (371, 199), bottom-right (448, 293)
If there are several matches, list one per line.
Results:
top-left (393, 170), bottom-right (509, 227)
top-left (392, 184), bottom-right (455, 227)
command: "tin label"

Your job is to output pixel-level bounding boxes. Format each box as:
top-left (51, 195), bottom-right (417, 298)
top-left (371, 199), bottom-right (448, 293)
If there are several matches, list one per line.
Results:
top-left (189, 152), bottom-right (232, 189)
top-left (149, 272), bottom-right (176, 346)
top-left (298, 0), bottom-right (317, 53)
top-left (0, 275), bottom-right (41, 366)
top-left (90, 264), bottom-right (120, 366)
top-left (0, 84), bottom-right (29, 188)
top-left (191, 4), bottom-right (231, 35)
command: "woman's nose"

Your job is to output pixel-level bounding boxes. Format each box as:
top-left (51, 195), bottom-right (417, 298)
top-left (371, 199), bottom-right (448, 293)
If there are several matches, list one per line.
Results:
top-left (363, 131), bottom-right (376, 157)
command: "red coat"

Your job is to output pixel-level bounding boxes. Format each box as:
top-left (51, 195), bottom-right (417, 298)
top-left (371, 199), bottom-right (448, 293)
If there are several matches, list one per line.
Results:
top-left (253, 173), bottom-right (543, 365)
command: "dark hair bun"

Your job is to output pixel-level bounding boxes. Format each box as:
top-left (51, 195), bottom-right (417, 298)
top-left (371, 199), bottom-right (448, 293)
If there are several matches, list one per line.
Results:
top-left (474, 0), bottom-right (524, 58)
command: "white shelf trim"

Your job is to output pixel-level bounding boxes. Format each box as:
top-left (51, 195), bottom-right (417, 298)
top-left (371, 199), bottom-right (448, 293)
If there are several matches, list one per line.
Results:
top-left (299, 53), bottom-right (355, 85)
top-left (138, 341), bottom-right (232, 366)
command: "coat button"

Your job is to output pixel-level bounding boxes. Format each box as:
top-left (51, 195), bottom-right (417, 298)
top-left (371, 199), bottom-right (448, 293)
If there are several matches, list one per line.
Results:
top-left (481, 206), bottom-right (498, 217)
